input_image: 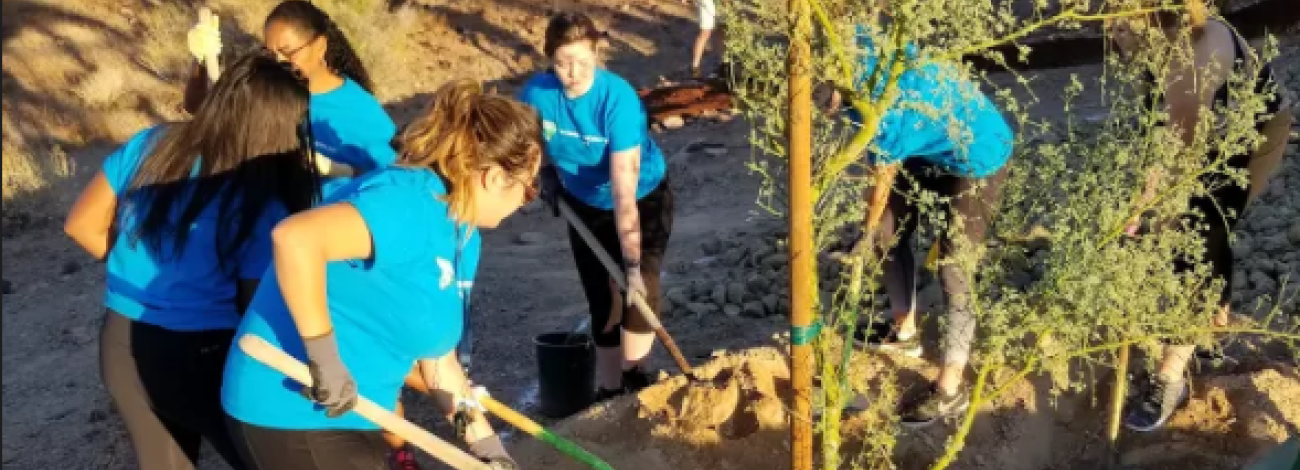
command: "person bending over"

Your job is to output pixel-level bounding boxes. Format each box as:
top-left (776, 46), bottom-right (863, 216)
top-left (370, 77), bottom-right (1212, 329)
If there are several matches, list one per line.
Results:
top-left (220, 79), bottom-right (539, 470)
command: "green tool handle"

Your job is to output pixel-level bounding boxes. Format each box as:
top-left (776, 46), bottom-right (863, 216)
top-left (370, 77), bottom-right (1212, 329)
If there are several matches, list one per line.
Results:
top-left (480, 396), bottom-right (616, 470)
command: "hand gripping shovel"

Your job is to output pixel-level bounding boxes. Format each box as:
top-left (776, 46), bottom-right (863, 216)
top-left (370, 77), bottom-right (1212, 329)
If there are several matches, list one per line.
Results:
top-left (475, 396), bottom-right (616, 470)
top-left (238, 334), bottom-right (493, 470)
top-left (555, 199), bottom-right (696, 379)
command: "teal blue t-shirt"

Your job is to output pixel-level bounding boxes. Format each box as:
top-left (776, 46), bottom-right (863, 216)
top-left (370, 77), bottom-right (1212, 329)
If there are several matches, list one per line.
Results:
top-left (517, 69), bottom-right (666, 209)
top-left (102, 125), bottom-right (286, 331)
top-left (311, 78), bottom-right (398, 196)
top-left (221, 166), bottom-right (481, 431)
top-left (845, 27), bottom-right (1014, 178)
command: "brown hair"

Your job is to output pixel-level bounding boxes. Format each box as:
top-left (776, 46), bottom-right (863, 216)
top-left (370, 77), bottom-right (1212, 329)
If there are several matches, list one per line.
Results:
top-left (395, 79), bottom-right (541, 224)
top-left (543, 12), bottom-right (606, 58)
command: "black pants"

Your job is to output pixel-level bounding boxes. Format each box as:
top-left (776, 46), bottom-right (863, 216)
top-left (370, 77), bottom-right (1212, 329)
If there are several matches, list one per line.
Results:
top-left (100, 311), bottom-right (246, 470)
top-left (1173, 153), bottom-right (1252, 309)
top-left (874, 159), bottom-right (1008, 366)
top-left (564, 179), bottom-right (675, 347)
top-left (228, 418), bottom-right (388, 470)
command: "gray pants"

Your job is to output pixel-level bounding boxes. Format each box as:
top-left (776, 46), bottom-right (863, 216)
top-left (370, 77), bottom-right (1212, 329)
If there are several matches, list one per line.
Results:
top-left (873, 159), bottom-right (1007, 366)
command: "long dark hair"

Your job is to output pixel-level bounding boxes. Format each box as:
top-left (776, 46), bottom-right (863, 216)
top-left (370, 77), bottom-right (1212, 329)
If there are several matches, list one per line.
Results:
top-left (266, 0), bottom-right (375, 93)
top-left (123, 50), bottom-right (320, 273)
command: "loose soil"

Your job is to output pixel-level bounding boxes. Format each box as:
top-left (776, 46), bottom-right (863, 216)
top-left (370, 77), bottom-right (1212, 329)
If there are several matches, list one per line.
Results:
top-left (2, 0), bottom-right (1298, 469)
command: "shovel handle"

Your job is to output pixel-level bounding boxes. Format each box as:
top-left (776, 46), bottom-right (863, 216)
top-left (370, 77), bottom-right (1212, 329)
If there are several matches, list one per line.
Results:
top-left (196, 7), bottom-right (221, 84)
top-left (479, 396), bottom-right (617, 470)
top-left (556, 199), bottom-right (694, 376)
top-left (237, 334), bottom-right (491, 470)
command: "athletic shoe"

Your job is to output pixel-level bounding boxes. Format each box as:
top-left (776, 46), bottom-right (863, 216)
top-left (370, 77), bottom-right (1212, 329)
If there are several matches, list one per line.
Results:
top-left (1123, 375), bottom-right (1189, 432)
top-left (899, 384), bottom-right (970, 428)
top-left (853, 321), bottom-right (923, 358)
top-left (390, 448), bottom-right (423, 470)
top-left (622, 365), bottom-right (658, 393)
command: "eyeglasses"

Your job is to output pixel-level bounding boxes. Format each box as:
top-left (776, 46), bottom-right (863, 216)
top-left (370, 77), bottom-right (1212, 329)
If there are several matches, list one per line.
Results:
top-left (274, 35), bottom-right (319, 62)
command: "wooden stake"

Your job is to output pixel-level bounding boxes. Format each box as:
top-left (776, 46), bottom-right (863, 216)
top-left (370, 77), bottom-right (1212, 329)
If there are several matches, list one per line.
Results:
top-left (786, 0), bottom-right (815, 468)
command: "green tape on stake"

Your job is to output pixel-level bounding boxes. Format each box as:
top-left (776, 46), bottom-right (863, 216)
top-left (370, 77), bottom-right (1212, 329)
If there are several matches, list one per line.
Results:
top-left (791, 321), bottom-right (823, 346)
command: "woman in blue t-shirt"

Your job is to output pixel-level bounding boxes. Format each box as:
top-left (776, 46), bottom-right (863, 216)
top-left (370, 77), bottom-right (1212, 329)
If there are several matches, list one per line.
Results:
top-left (221, 80), bottom-right (538, 470)
top-left (832, 27), bottom-right (1015, 428)
top-left (518, 12), bottom-right (675, 401)
top-left (184, 1), bottom-right (397, 184)
top-left (63, 51), bottom-right (318, 470)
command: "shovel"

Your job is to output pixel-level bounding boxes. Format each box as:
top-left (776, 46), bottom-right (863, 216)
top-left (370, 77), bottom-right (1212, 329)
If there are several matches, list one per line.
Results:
top-left (555, 198), bottom-right (696, 379)
top-left (237, 334), bottom-right (493, 470)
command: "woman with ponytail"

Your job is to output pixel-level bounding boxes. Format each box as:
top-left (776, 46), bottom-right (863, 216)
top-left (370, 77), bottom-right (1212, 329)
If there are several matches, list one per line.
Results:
top-left (63, 50), bottom-right (318, 470)
top-left (184, 0), bottom-right (396, 189)
top-left (220, 79), bottom-right (538, 470)
top-left (1109, 0), bottom-right (1294, 432)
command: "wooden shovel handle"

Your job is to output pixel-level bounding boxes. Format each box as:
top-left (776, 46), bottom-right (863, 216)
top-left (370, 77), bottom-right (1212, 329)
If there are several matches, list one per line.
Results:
top-left (556, 199), bottom-right (695, 376)
top-left (237, 334), bottom-right (491, 470)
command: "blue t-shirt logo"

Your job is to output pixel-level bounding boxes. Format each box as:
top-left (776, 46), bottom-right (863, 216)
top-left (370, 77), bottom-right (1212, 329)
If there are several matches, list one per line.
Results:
top-left (542, 120), bottom-right (557, 142)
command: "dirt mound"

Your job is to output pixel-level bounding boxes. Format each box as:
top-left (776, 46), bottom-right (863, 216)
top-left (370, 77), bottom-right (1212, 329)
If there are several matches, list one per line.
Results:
top-left (511, 348), bottom-right (1300, 470)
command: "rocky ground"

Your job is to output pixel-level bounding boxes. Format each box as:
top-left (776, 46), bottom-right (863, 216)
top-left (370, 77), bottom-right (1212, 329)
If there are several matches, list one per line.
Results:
top-left (2, 1), bottom-right (1298, 469)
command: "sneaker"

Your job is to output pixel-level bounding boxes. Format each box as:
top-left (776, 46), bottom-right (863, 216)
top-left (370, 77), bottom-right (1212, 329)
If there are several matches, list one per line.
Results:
top-left (1123, 375), bottom-right (1189, 432)
top-left (594, 386), bottom-right (626, 402)
top-left (622, 365), bottom-right (658, 393)
top-left (899, 384), bottom-right (970, 428)
top-left (853, 321), bottom-right (923, 358)
top-left (390, 448), bottom-right (423, 470)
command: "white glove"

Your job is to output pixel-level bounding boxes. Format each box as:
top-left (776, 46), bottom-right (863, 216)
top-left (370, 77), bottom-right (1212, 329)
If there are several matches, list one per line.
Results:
top-left (456, 385), bottom-right (490, 414)
top-left (187, 10), bottom-right (222, 64)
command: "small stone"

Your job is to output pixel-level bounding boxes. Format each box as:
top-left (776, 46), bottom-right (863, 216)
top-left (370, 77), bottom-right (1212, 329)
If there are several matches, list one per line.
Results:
top-left (743, 301), bottom-right (765, 318)
top-left (515, 232), bottom-right (546, 245)
top-left (777, 297), bottom-right (791, 315)
top-left (722, 247), bottom-right (747, 265)
top-left (723, 304), bottom-right (742, 317)
top-left (701, 239), bottom-right (723, 255)
top-left (662, 115), bottom-right (685, 129)
top-left (762, 253), bottom-right (787, 269)
top-left (86, 409), bottom-right (108, 423)
top-left (687, 303), bottom-right (713, 316)
top-left (762, 294), bottom-right (779, 315)
top-left (60, 261), bottom-right (81, 276)
top-left (691, 279), bottom-right (713, 297)
top-left (1, 279), bottom-right (11, 295)
top-left (1288, 224), bottom-right (1300, 246)
top-left (702, 145), bottom-right (727, 156)
top-left (65, 326), bottom-right (94, 344)
top-left (727, 282), bottom-right (747, 303)
top-left (712, 285), bottom-right (728, 306)
top-left (667, 287), bottom-right (691, 307)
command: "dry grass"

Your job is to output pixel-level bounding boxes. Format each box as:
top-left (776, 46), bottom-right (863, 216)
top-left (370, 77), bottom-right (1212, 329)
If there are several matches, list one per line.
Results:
top-left (1, 0), bottom-right (423, 210)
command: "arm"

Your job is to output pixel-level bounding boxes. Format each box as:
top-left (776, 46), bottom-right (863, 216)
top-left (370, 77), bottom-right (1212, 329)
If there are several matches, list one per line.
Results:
top-left (270, 202), bottom-right (376, 338)
top-left (1136, 39), bottom-right (1224, 204)
top-left (417, 354), bottom-right (495, 442)
top-left (609, 147), bottom-right (643, 266)
top-left (181, 61), bottom-right (211, 115)
top-left (63, 172), bottom-right (118, 261)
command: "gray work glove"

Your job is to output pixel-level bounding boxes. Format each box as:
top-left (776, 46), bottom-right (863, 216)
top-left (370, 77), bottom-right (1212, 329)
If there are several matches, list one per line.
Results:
top-left (468, 435), bottom-right (519, 470)
top-left (300, 332), bottom-right (358, 418)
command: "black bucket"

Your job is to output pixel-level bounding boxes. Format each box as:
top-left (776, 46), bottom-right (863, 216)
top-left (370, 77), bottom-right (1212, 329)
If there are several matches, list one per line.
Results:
top-left (534, 332), bottom-right (596, 419)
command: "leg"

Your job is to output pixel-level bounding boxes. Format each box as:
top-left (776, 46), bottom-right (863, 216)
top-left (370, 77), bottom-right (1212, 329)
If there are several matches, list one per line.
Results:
top-left (934, 166), bottom-right (1008, 395)
top-left (691, 0), bottom-right (718, 75)
top-left (230, 418), bottom-right (388, 470)
top-left (131, 321), bottom-right (249, 469)
top-left (564, 192), bottom-right (624, 392)
top-left (99, 312), bottom-right (203, 470)
top-left (1244, 102), bottom-right (1293, 202)
top-left (620, 181), bottom-right (675, 389)
top-left (855, 161), bottom-right (924, 356)
top-left (383, 369), bottom-right (425, 469)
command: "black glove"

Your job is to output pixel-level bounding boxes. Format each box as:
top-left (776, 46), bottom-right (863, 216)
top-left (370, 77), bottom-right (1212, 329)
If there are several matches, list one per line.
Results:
top-left (468, 435), bottom-right (519, 470)
top-left (538, 165), bottom-right (562, 217)
top-left (300, 332), bottom-right (358, 418)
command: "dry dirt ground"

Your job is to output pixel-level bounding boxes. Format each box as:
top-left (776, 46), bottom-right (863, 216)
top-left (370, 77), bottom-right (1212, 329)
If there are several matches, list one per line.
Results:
top-left (2, 0), bottom-right (1298, 469)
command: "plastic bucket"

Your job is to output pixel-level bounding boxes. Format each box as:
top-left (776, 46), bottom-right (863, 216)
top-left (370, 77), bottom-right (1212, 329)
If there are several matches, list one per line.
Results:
top-left (534, 332), bottom-right (595, 419)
